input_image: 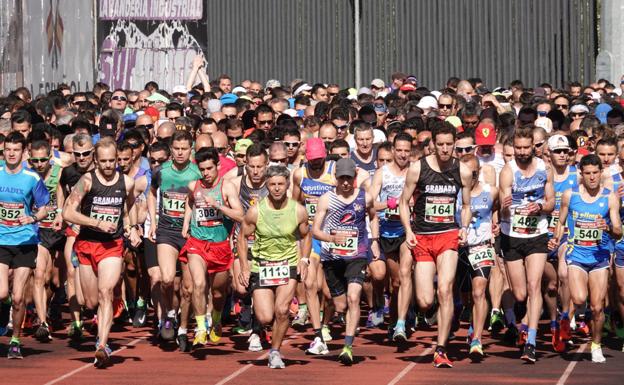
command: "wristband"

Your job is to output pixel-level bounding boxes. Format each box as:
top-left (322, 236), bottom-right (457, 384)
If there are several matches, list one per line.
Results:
top-left (370, 238), bottom-right (380, 242)
top-left (31, 215), bottom-right (38, 223)
top-left (301, 257), bottom-right (310, 265)
top-left (387, 197), bottom-right (398, 210)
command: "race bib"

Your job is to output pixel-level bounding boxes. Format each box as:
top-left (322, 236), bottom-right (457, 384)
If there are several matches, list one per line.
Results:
top-left (467, 244), bottom-right (495, 270)
top-left (305, 197), bottom-right (318, 219)
top-left (385, 206), bottom-right (400, 221)
top-left (90, 205), bottom-right (121, 226)
top-left (548, 209), bottom-right (560, 234)
top-left (512, 207), bottom-right (539, 234)
top-left (0, 201), bottom-right (25, 226)
top-left (39, 205), bottom-right (57, 229)
top-left (424, 196), bottom-right (454, 223)
top-left (258, 259), bottom-right (290, 287)
top-left (162, 191), bottom-right (186, 218)
top-left (329, 228), bottom-right (359, 257)
top-left (573, 221), bottom-right (602, 246)
top-left (194, 205), bottom-right (223, 227)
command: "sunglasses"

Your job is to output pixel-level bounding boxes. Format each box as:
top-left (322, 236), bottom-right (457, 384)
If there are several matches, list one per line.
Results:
top-left (555, 104), bottom-right (569, 110)
top-left (463, 120), bottom-right (479, 126)
top-left (439, 103), bottom-right (453, 110)
top-left (329, 92), bottom-right (338, 97)
top-left (235, 153), bottom-right (246, 159)
top-left (378, 158), bottom-right (393, 163)
top-left (214, 147), bottom-right (227, 154)
top-left (455, 145), bottom-right (475, 153)
top-left (112, 96), bottom-right (127, 102)
top-left (225, 114), bottom-right (237, 119)
top-left (228, 135), bottom-right (243, 141)
top-left (534, 141), bottom-right (545, 148)
top-left (173, 93), bottom-right (186, 98)
top-left (284, 141), bottom-right (300, 148)
top-left (551, 148), bottom-right (569, 154)
top-left (73, 149), bottom-right (93, 158)
top-left (128, 141), bottom-right (142, 149)
top-left (29, 157), bottom-right (50, 163)
top-left (335, 124), bottom-right (348, 131)
top-left (270, 157), bottom-right (287, 163)
top-left (571, 112), bottom-right (586, 118)
top-left (136, 124), bottom-right (154, 130)
top-left (537, 111), bottom-right (548, 117)
top-left (0, 149), bottom-right (3, 156)
top-left (258, 120), bottom-right (273, 126)
top-left (149, 158), bottom-right (167, 165)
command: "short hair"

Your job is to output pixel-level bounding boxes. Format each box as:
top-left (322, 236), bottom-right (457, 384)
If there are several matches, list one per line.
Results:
top-left (255, 104), bottom-right (274, 117)
top-left (579, 154), bottom-right (602, 170)
top-left (393, 132), bottom-right (413, 147)
top-left (5, 131), bottom-right (27, 149)
top-left (513, 126), bottom-right (534, 141)
top-left (117, 140), bottom-right (133, 154)
top-left (265, 164), bottom-right (290, 180)
top-left (94, 137), bottom-right (117, 158)
top-left (11, 109), bottom-right (31, 125)
top-left (377, 141), bottom-right (393, 153)
top-left (352, 120), bottom-right (373, 137)
top-left (195, 147), bottom-right (220, 165)
top-left (596, 137), bottom-right (617, 149)
top-left (149, 141), bottom-right (171, 157)
top-left (72, 133), bottom-right (92, 147)
top-left (283, 127), bottom-right (301, 140)
top-left (430, 120), bottom-right (456, 142)
top-left (246, 143), bottom-right (267, 160)
top-left (170, 130), bottom-right (193, 145)
top-left (63, 133), bottom-right (75, 150)
top-left (30, 140), bottom-right (51, 155)
top-left (329, 139), bottom-right (350, 152)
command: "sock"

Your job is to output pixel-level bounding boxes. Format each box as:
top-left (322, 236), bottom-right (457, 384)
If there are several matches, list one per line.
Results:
top-left (344, 335), bottom-right (354, 346)
top-left (561, 312), bottom-right (570, 321)
top-left (528, 328), bottom-right (537, 346)
top-left (591, 341), bottom-right (601, 351)
top-left (550, 320), bottom-right (559, 329)
top-left (212, 310), bottom-right (222, 325)
top-left (504, 307), bottom-right (516, 326)
top-left (167, 309), bottom-right (176, 318)
top-left (436, 345), bottom-right (446, 354)
top-left (178, 327), bottom-right (187, 336)
top-left (196, 315), bottom-right (206, 331)
top-left (73, 320), bottom-right (82, 328)
top-left (314, 328), bottom-right (324, 342)
top-left (137, 297), bottom-right (145, 308)
top-left (491, 308), bottom-right (500, 315)
top-left (10, 336), bottom-right (19, 345)
top-left (396, 319), bottom-right (406, 330)
top-left (520, 323), bottom-right (529, 333)
top-left (467, 324), bottom-right (474, 337)
top-left (270, 348), bottom-right (279, 354)
top-left (299, 303), bottom-right (308, 312)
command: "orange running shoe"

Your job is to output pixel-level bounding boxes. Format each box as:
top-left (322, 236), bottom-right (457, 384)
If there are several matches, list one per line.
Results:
top-left (113, 298), bottom-right (125, 319)
top-left (433, 349), bottom-right (453, 368)
top-left (289, 298), bottom-right (299, 317)
top-left (517, 329), bottom-right (528, 348)
top-left (560, 318), bottom-right (572, 340)
top-left (577, 321), bottom-right (590, 336)
top-left (551, 328), bottom-right (566, 352)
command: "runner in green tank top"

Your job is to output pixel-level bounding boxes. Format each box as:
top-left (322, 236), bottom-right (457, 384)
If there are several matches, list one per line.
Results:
top-left (179, 148), bottom-right (244, 348)
top-left (238, 165), bottom-right (311, 369)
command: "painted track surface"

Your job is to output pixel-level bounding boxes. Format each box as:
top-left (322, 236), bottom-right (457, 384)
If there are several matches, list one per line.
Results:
top-left (1, 318), bottom-right (622, 385)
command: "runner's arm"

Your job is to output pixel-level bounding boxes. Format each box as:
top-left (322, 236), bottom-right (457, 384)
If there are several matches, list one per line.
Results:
top-left (400, 161), bottom-right (420, 237)
top-left (291, 168), bottom-right (303, 202)
top-left (237, 206), bottom-right (258, 272)
top-left (367, 192), bottom-right (381, 259)
top-left (498, 164), bottom-right (512, 217)
top-left (539, 166), bottom-right (555, 214)
top-left (369, 168), bottom-right (386, 211)
top-left (553, 190), bottom-right (571, 242)
top-left (181, 181), bottom-right (196, 239)
top-left (62, 173), bottom-right (98, 228)
top-left (311, 193), bottom-right (332, 242)
top-left (607, 191), bottom-right (623, 240)
top-left (296, 203), bottom-right (311, 259)
top-left (220, 180), bottom-right (245, 223)
top-left (123, 175), bottom-right (138, 228)
top-left (459, 162), bottom-right (473, 229)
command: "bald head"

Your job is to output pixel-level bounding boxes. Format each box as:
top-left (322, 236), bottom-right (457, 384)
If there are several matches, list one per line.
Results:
top-left (211, 130), bottom-right (228, 149)
top-left (210, 111), bottom-right (225, 122)
top-left (156, 122), bottom-right (175, 141)
top-left (195, 133), bottom-right (214, 152)
top-left (457, 80), bottom-right (474, 96)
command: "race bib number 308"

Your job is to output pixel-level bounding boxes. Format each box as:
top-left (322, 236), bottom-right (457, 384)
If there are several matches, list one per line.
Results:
top-left (0, 201), bottom-right (25, 226)
top-left (258, 259), bottom-right (290, 287)
top-left (424, 196), bottom-right (454, 223)
top-left (195, 205), bottom-right (223, 227)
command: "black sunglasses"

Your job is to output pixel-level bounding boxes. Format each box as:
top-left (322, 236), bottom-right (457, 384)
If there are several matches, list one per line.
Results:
top-left (136, 124), bottom-right (154, 130)
top-left (73, 149), bottom-right (93, 158)
top-left (228, 135), bottom-right (243, 141)
top-left (112, 96), bottom-right (127, 102)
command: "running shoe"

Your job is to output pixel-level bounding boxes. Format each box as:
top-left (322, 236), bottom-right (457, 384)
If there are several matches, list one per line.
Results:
top-left (504, 324), bottom-right (519, 346)
top-left (615, 322), bottom-right (624, 339)
top-left (469, 339), bottom-right (484, 359)
top-left (177, 333), bottom-right (190, 352)
top-left (551, 327), bottom-right (566, 353)
top-left (35, 322), bottom-right (52, 342)
top-left (371, 308), bottom-right (384, 327)
top-left (291, 306), bottom-right (309, 327)
top-left (383, 294), bottom-right (390, 315)
top-left (521, 343), bottom-right (536, 363)
top-left (0, 300), bottom-right (11, 336)
top-left (321, 325), bottom-right (333, 342)
top-left (289, 298), bottom-right (299, 317)
top-left (489, 310), bottom-right (505, 334)
top-left (591, 345), bottom-right (606, 363)
top-left (248, 333), bottom-right (263, 352)
top-left (517, 329), bottom-right (528, 348)
top-left (68, 322), bottom-right (83, 341)
top-left (209, 322), bottom-right (222, 343)
top-left (338, 345), bottom-right (353, 366)
top-left (22, 306), bottom-right (35, 330)
top-left (232, 326), bottom-right (252, 335)
top-left (132, 305), bottom-right (147, 328)
top-left (94, 345), bottom-right (112, 368)
top-left (160, 316), bottom-right (176, 341)
top-left (193, 329), bottom-right (208, 348)
top-left (560, 318), bottom-right (572, 341)
top-left (113, 298), bottom-right (125, 319)
top-left (306, 336), bottom-right (329, 355)
top-left (366, 310), bottom-right (375, 328)
top-left (577, 321), bottom-right (590, 337)
top-left (392, 324), bottom-right (407, 342)
top-left (7, 341), bottom-right (22, 359)
top-left (433, 349), bottom-right (453, 368)
top-left (268, 350), bottom-right (285, 369)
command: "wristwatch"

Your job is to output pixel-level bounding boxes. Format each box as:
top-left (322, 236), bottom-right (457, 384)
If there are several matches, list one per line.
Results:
top-left (30, 215), bottom-right (38, 223)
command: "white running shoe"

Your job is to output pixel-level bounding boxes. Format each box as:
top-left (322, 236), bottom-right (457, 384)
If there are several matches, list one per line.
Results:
top-left (306, 337), bottom-right (329, 355)
top-left (268, 350), bottom-right (285, 369)
top-left (591, 346), bottom-right (606, 363)
top-left (248, 333), bottom-right (263, 352)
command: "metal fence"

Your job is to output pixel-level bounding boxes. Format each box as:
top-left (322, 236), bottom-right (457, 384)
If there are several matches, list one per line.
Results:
top-left (203, 0), bottom-right (597, 89)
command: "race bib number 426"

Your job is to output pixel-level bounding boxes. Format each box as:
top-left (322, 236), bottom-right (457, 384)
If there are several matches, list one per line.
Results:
top-left (424, 196), bottom-right (454, 223)
top-left (0, 201), bottom-right (25, 226)
top-left (467, 244), bottom-right (495, 270)
top-left (258, 259), bottom-right (290, 287)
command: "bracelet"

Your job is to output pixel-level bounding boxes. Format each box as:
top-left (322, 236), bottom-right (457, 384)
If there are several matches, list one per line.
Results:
top-left (370, 238), bottom-right (379, 242)
top-left (301, 257), bottom-right (310, 265)
top-left (31, 215), bottom-right (38, 223)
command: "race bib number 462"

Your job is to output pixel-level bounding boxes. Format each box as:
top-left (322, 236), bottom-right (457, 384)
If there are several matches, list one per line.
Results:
top-left (424, 196), bottom-right (454, 223)
top-left (0, 201), bottom-right (25, 226)
top-left (258, 259), bottom-right (290, 287)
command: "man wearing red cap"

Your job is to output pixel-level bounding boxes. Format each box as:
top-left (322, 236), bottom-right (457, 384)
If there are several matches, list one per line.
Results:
top-left (292, 138), bottom-right (336, 355)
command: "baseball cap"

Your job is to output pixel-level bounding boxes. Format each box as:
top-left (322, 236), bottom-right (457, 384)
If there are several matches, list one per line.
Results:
top-left (335, 158), bottom-right (357, 178)
top-left (417, 95), bottom-right (438, 110)
top-left (235, 138), bottom-right (253, 155)
top-left (371, 79), bottom-right (385, 89)
top-left (548, 134), bottom-right (570, 151)
top-left (232, 86), bottom-right (247, 94)
top-left (220, 93), bottom-right (238, 105)
top-left (146, 92), bottom-right (170, 104)
top-left (534, 117), bottom-right (553, 133)
top-left (475, 122), bottom-right (496, 146)
top-left (305, 137), bottom-right (327, 160)
top-left (207, 99), bottom-right (222, 113)
top-left (265, 79), bottom-right (281, 90)
top-left (400, 84), bottom-right (416, 92)
top-left (445, 116), bottom-right (463, 133)
top-left (293, 82), bottom-right (312, 96)
top-left (143, 107), bottom-right (160, 121)
top-left (357, 87), bottom-right (372, 96)
top-left (569, 104), bottom-right (589, 114)
top-left (594, 103), bottom-right (612, 124)
top-left (172, 85), bottom-right (187, 95)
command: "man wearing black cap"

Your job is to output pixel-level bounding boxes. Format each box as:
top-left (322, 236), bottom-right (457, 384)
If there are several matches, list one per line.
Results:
top-left (312, 158), bottom-right (380, 365)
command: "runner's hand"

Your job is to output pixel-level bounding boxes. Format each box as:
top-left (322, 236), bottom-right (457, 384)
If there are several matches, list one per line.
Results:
top-left (181, 223), bottom-right (190, 239)
top-left (547, 237), bottom-right (559, 251)
top-left (98, 220), bottom-right (117, 233)
top-left (53, 214), bottom-right (63, 231)
top-left (526, 202), bottom-right (541, 215)
top-left (501, 195), bottom-right (512, 209)
top-left (595, 218), bottom-right (609, 231)
top-left (129, 227), bottom-right (142, 248)
top-left (458, 228), bottom-right (467, 246)
top-left (239, 268), bottom-right (250, 288)
top-left (331, 233), bottom-right (348, 245)
top-left (297, 259), bottom-right (309, 282)
top-left (492, 221), bottom-right (500, 236)
top-left (370, 240), bottom-right (381, 260)
top-left (18, 215), bottom-right (36, 225)
top-left (192, 54), bottom-right (204, 69)
top-left (405, 230), bottom-right (417, 249)
top-left (618, 184), bottom-right (624, 198)
top-left (148, 225), bottom-right (157, 242)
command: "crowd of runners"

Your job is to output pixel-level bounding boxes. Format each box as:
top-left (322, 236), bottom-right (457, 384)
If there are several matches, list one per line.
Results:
top-left (2, 55), bottom-right (624, 369)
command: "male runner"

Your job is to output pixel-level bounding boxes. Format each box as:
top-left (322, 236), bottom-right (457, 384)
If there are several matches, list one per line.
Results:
top-left (0, 132), bottom-right (50, 358)
top-left (551, 154), bottom-right (621, 363)
top-left (499, 126), bottom-right (555, 363)
top-left (399, 121), bottom-right (472, 367)
top-left (148, 130), bottom-right (201, 350)
top-left (30, 140), bottom-right (64, 342)
top-left (63, 137), bottom-right (141, 367)
top-left (180, 147), bottom-right (244, 347)
top-left (238, 165), bottom-right (311, 369)
top-left (312, 158), bottom-right (380, 365)
top-left (369, 133), bottom-right (412, 339)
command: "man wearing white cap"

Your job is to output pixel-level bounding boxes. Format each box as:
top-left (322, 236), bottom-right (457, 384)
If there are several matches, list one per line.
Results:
top-left (417, 96), bottom-right (439, 115)
top-left (569, 104), bottom-right (589, 121)
top-left (370, 79), bottom-right (386, 98)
